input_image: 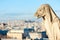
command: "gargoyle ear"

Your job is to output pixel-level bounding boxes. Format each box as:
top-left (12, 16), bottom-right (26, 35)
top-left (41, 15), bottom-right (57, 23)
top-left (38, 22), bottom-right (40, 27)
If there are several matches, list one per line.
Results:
top-left (44, 6), bottom-right (50, 13)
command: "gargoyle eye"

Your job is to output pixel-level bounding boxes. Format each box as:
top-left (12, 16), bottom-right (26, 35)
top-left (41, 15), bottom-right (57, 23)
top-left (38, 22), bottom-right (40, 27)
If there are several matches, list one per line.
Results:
top-left (40, 10), bottom-right (41, 11)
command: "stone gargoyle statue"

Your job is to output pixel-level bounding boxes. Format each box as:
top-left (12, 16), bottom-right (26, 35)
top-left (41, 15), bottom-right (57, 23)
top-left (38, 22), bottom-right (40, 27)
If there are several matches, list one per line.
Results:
top-left (34, 4), bottom-right (60, 40)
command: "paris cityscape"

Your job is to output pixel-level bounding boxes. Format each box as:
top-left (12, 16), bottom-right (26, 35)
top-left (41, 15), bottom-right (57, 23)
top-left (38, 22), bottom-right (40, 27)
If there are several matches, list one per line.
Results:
top-left (0, 20), bottom-right (47, 40)
top-left (0, 0), bottom-right (60, 40)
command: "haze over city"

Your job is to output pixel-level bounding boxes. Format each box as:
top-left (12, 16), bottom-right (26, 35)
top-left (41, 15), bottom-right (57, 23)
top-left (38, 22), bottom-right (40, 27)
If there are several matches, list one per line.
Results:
top-left (0, 0), bottom-right (60, 21)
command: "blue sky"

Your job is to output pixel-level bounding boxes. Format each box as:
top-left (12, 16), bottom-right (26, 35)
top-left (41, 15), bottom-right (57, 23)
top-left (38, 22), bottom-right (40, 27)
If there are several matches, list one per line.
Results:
top-left (0, 0), bottom-right (60, 21)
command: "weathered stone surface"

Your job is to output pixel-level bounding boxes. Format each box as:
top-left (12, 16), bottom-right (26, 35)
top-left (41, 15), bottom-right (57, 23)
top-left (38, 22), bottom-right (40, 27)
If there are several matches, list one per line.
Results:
top-left (34, 4), bottom-right (60, 40)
